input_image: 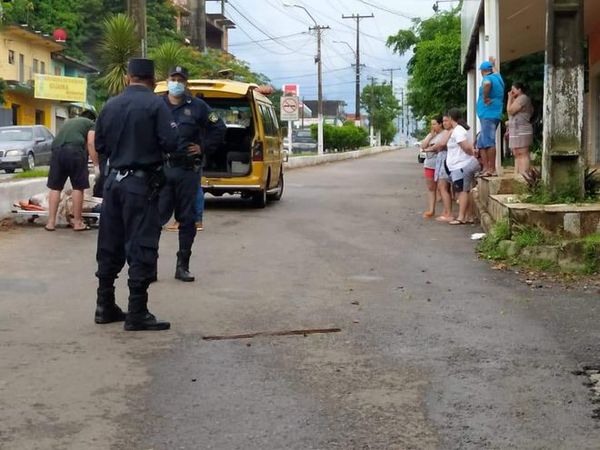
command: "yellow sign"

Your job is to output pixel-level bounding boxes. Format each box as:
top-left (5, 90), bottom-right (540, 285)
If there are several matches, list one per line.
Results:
top-left (34, 74), bottom-right (87, 102)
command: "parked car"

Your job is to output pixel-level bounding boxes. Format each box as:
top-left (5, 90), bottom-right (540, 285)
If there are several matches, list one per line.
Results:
top-left (416, 141), bottom-right (427, 163)
top-left (0, 125), bottom-right (54, 173)
top-left (291, 129), bottom-right (317, 153)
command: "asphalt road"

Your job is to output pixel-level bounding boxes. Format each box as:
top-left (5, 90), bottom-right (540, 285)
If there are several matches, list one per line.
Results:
top-left (1, 150), bottom-right (600, 450)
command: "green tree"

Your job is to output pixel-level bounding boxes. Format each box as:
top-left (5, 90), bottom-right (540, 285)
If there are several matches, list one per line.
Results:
top-left (387, 8), bottom-right (465, 119)
top-left (98, 14), bottom-right (139, 96)
top-left (360, 82), bottom-right (400, 144)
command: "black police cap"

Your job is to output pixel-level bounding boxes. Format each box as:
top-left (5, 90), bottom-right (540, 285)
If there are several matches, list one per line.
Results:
top-left (128, 58), bottom-right (155, 78)
top-left (168, 66), bottom-right (189, 80)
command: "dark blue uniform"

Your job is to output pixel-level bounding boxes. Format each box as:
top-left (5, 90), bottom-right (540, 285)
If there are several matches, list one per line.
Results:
top-left (158, 94), bottom-right (225, 280)
top-left (95, 84), bottom-right (178, 328)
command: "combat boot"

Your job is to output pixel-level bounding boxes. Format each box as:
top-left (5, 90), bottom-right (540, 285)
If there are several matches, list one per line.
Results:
top-left (94, 280), bottom-right (126, 324)
top-left (175, 250), bottom-right (195, 282)
top-left (124, 285), bottom-right (170, 331)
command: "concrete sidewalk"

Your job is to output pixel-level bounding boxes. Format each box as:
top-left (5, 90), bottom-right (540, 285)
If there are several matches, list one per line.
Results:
top-left (0, 146), bottom-right (399, 218)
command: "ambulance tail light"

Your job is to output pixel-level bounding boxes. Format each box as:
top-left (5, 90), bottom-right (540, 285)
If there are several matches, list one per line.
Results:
top-left (252, 141), bottom-right (264, 161)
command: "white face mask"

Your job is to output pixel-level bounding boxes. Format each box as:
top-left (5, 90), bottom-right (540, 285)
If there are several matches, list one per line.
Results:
top-left (168, 80), bottom-right (185, 97)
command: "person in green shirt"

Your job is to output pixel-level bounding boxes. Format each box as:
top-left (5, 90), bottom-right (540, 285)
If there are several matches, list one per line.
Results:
top-left (45, 110), bottom-right (98, 231)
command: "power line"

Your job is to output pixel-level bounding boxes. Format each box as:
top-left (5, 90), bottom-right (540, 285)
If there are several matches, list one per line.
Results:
top-left (227, 0), bottom-right (305, 53)
top-left (357, 0), bottom-right (416, 20)
top-left (228, 32), bottom-right (309, 47)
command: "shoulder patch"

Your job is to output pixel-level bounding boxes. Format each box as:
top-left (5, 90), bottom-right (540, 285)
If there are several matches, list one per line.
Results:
top-left (170, 121), bottom-right (178, 128)
top-left (208, 112), bottom-right (219, 123)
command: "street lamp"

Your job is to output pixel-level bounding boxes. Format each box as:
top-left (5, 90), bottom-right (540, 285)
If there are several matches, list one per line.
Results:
top-left (283, 3), bottom-right (326, 155)
top-left (433, 0), bottom-right (458, 12)
top-left (333, 40), bottom-right (361, 126)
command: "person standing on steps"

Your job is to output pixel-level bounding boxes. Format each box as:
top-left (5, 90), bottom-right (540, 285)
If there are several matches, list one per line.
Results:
top-left (476, 58), bottom-right (504, 176)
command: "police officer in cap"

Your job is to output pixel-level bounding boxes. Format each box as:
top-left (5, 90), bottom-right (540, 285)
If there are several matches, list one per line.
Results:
top-left (159, 66), bottom-right (225, 282)
top-left (94, 58), bottom-right (179, 331)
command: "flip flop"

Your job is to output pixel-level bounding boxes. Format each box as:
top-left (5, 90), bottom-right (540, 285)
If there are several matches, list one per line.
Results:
top-left (422, 211), bottom-right (434, 219)
top-left (449, 220), bottom-right (466, 225)
top-left (44, 226), bottom-right (55, 232)
top-left (73, 225), bottom-right (91, 231)
top-left (435, 215), bottom-right (454, 222)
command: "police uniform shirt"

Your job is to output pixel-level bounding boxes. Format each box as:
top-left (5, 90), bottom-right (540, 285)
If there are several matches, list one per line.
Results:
top-left (163, 94), bottom-right (226, 154)
top-left (96, 85), bottom-right (179, 169)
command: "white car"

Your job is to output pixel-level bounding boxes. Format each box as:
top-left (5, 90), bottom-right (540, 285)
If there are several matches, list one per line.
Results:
top-left (416, 141), bottom-right (426, 163)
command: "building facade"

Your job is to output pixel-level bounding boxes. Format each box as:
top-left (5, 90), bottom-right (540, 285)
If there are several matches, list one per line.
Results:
top-left (0, 25), bottom-right (97, 133)
top-left (461, 0), bottom-right (600, 175)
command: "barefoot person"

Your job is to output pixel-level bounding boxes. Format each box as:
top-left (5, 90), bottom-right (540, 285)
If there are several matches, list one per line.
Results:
top-left (45, 110), bottom-right (98, 231)
top-left (420, 116), bottom-right (445, 218)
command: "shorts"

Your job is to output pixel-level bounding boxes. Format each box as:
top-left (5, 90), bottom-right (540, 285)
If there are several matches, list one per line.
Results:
top-left (47, 144), bottom-right (90, 191)
top-left (477, 118), bottom-right (500, 149)
top-left (449, 158), bottom-right (480, 193)
top-left (424, 167), bottom-right (435, 179)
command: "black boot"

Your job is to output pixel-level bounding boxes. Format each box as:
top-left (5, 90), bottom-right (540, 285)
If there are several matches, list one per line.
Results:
top-left (94, 279), bottom-right (126, 324)
top-left (124, 284), bottom-right (170, 331)
top-left (175, 250), bottom-right (195, 282)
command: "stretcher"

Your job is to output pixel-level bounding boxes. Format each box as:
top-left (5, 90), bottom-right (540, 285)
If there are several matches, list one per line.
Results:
top-left (11, 207), bottom-right (100, 227)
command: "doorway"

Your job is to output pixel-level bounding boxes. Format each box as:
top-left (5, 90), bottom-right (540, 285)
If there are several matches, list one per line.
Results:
top-left (35, 109), bottom-right (45, 125)
top-left (11, 104), bottom-right (20, 125)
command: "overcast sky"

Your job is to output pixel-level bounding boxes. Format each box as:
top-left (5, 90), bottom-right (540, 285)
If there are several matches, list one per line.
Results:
top-left (209, 0), bottom-right (457, 113)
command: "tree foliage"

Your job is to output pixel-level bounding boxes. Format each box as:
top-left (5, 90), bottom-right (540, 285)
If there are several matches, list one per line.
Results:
top-left (387, 8), bottom-right (465, 119)
top-left (360, 82), bottom-right (400, 144)
top-left (98, 14), bottom-right (139, 96)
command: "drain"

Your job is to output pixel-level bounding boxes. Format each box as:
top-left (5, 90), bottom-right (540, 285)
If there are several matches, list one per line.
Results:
top-left (572, 365), bottom-right (600, 419)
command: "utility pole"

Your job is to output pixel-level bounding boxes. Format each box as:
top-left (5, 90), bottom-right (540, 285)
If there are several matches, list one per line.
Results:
top-left (382, 68), bottom-right (402, 90)
top-left (310, 23), bottom-right (329, 155)
top-left (190, 0), bottom-right (207, 52)
top-left (127, 0), bottom-right (147, 57)
top-left (367, 76), bottom-right (377, 146)
top-left (342, 13), bottom-right (374, 126)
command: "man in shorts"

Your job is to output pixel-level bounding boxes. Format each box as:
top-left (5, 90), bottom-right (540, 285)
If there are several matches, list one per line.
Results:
top-left (476, 59), bottom-right (504, 176)
top-left (45, 110), bottom-right (98, 231)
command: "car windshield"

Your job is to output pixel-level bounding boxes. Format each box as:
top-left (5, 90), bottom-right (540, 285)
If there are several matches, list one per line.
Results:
top-left (0, 128), bottom-right (33, 142)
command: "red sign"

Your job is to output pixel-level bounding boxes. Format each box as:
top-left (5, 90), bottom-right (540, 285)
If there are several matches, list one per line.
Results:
top-left (282, 84), bottom-right (299, 97)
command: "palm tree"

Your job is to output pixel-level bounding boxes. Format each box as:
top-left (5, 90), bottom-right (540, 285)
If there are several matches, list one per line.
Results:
top-left (150, 41), bottom-right (188, 81)
top-left (98, 14), bottom-right (140, 96)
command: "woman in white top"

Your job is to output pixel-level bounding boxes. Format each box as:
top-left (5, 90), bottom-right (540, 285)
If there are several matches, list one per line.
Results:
top-left (434, 109), bottom-right (480, 225)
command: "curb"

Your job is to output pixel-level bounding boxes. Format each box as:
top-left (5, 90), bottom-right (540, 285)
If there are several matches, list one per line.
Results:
top-left (284, 145), bottom-right (399, 170)
top-left (0, 146), bottom-right (400, 219)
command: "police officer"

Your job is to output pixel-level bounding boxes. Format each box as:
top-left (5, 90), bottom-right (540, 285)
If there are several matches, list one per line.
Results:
top-left (94, 58), bottom-right (178, 331)
top-left (159, 66), bottom-right (225, 282)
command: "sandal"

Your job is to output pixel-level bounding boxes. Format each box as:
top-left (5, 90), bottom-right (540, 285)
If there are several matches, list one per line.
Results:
top-left (44, 226), bottom-right (55, 232)
top-left (422, 211), bottom-right (434, 219)
top-left (435, 215), bottom-right (455, 222)
top-left (449, 219), bottom-right (466, 225)
top-left (73, 224), bottom-right (91, 231)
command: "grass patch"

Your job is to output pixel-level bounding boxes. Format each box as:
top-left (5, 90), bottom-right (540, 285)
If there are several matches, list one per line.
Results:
top-left (477, 219), bottom-right (511, 260)
top-left (582, 233), bottom-right (600, 274)
top-left (512, 226), bottom-right (546, 248)
top-left (12, 168), bottom-right (49, 179)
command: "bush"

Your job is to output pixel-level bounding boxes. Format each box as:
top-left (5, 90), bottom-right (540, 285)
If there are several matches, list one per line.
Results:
top-left (310, 123), bottom-right (368, 151)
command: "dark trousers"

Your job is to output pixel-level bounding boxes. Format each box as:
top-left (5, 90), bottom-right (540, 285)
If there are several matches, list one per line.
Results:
top-left (159, 166), bottom-right (199, 252)
top-left (96, 172), bottom-right (161, 288)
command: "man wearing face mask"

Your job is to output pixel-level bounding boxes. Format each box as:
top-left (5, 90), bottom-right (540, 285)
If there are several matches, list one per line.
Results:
top-left (158, 66), bottom-right (226, 282)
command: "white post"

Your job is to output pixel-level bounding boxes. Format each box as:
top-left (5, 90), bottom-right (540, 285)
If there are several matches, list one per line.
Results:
top-left (318, 115), bottom-right (324, 154)
top-left (484, 0), bottom-right (502, 175)
top-left (287, 121), bottom-right (293, 154)
top-left (466, 69), bottom-right (477, 142)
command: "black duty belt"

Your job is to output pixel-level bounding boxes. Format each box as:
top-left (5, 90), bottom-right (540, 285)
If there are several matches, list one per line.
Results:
top-left (110, 168), bottom-right (151, 181)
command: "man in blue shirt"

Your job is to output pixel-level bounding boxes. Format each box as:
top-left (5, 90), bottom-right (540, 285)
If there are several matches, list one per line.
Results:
top-left (476, 59), bottom-right (504, 176)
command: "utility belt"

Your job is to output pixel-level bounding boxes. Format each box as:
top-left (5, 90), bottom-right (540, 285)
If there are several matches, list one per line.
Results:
top-left (110, 166), bottom-right (165, 200)
top-left (165, 153), bottom-right (201, 171)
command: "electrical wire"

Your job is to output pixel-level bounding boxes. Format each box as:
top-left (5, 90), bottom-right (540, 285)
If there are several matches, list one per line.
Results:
top-left (227, 0), bottom-right (311, 54)
top-left (356, 0), bottom-right (416, 20)
top-left (229, 32), bottom-right (309, 47)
